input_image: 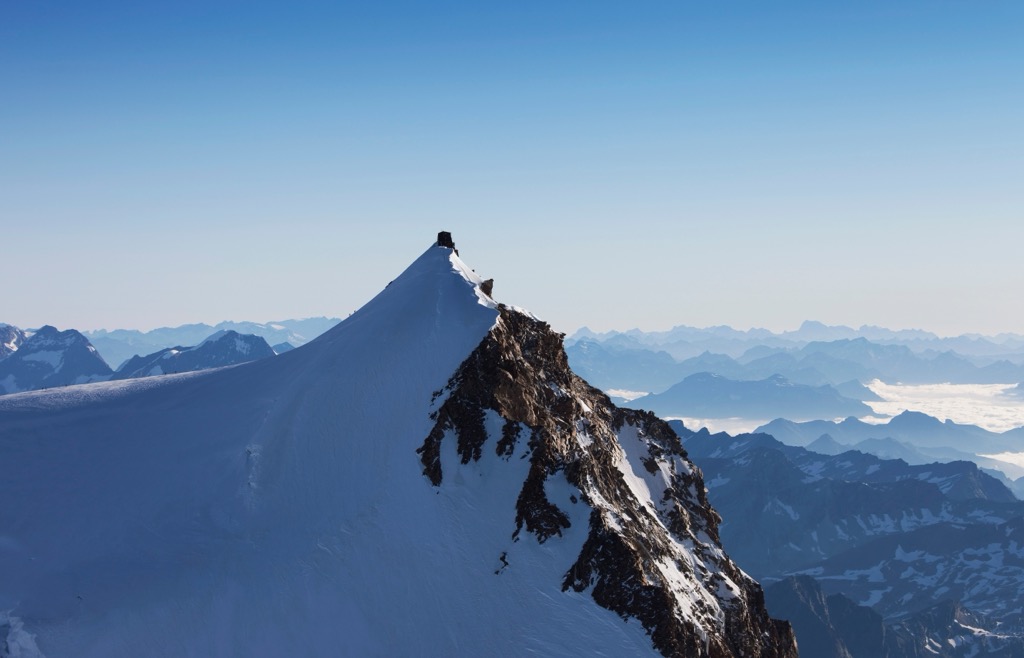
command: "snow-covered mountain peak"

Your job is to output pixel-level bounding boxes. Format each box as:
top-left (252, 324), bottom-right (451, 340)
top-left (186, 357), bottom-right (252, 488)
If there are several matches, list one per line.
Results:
top-left (0, 325), bottom-right (111, 394)
top-left (306, 237), bottom-right (501, 362)
top-left (357, 235), bottom-right (497, 318)
top-left (111, 330), bottom-right (276, 380)
top-left (0, 235), bottom-right (794, 657)
top-left (196, 329), bottom-right (262, 353)
top-left (197, 329), bottom-right (231, 345)
top-left (26, 325), bottom-right (81, 350)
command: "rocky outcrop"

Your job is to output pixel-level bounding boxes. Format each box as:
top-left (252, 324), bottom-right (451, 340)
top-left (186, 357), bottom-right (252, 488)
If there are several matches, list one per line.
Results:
top-left (765, 575), bottom-right (898, 658)
top-left (766, 576), bottom-right (1024, 658)
top-left (419, 305), bottom-right (797, 657)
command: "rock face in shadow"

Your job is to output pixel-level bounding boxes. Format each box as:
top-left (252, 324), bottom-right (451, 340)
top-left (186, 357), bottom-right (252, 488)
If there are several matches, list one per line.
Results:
top-left (765, 575), bottom-right (889, 658)
top-left (684, 426), bottom-right (1024, 654)
top-left (419, 305), bottom-right (797, 658)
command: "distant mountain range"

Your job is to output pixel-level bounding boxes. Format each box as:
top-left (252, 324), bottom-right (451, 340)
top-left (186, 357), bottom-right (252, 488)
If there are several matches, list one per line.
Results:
top-left (0, 321), bottom-right (324, 395)
top-left (677, 423), bottom-right (1024, 654)
top-left (765, 415), bottom-right (1024, 466)
top-left (566, 324), bottom-right (1024, 402)
top-left (111, 331), bottom-right (276, 380)
top-left (0, 325), bottom-right (112, 394)
top-left (562, 339), bottom-right (686, 392)
top-left (626, 372), bottom-right (872, 421)
top-left (84, 317), bottom-right (340, 369)
top-left (567, 337), bottom-right (1024, 397)
top-left (571, 320), bottom-right (1024, 361)
top-left (765, 575), bottom-right (1023, 657)
top-left (679, 425), bottom-right (1020, 575)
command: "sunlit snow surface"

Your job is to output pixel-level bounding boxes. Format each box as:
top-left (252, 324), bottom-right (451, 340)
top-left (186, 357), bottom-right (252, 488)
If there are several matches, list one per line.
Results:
top-left (0, 245), bottom-right (659, 657)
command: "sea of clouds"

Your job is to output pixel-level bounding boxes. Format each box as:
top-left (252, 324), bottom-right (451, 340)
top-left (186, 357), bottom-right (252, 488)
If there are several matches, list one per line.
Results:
top-left (657, 381), bottom-right (1024, 438)
top-left (864, 380), bottom-right (1024, 434)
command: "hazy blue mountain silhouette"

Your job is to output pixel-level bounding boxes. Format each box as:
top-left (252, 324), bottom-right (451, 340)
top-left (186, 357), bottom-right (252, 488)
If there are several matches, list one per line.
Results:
top-left (757, 411), bottom-right (1024, 456)
top-left (807, 435), bottom-right (936, 465)
top-left (85, 317), bottom-right (339, 369)
top-left (629, 373), bottom-right (871, 420)
top-left (565, 325), bottom-right (1024, 397)
top-left (563, 339), bottom-right (689, 391)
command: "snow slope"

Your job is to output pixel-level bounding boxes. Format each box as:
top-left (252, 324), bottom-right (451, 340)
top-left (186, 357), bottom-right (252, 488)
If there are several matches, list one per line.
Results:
top-left (0, 245), bottom-right (661, 657)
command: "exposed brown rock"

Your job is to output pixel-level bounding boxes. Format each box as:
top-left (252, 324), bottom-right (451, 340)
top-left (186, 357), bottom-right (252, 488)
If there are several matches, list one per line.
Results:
top-left (418, 304), bottom-right (798, 657)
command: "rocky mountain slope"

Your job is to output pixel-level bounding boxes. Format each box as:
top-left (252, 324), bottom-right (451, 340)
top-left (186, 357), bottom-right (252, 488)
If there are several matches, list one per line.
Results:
top-left (678, 425), bottom-right (1024, 651)
top-left (764, 575), bottom-right (1024, 657)
top-left (419, 304), bottom-right (794, 657)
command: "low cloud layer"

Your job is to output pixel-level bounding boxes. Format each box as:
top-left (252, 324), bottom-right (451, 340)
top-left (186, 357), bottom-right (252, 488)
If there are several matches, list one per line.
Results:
top-left (866, 381), bottom-right (1024, 433)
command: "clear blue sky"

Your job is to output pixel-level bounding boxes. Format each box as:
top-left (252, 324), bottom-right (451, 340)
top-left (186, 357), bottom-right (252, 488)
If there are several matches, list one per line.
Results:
top-left (3, 1), bottom-right (1022, 336)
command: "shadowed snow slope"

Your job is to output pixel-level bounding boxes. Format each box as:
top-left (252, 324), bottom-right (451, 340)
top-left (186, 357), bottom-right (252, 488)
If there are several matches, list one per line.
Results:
top-left (0, 241), bottom-right (794, 657)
